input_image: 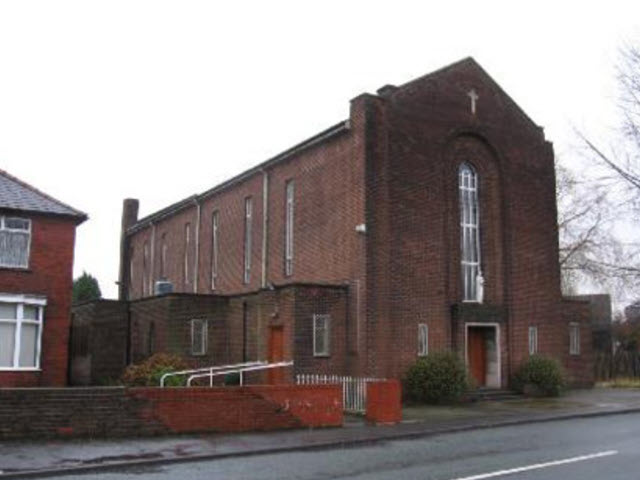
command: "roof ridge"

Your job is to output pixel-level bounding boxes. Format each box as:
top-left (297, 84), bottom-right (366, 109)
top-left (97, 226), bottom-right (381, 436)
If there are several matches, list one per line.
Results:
top-left (396, 56), bottom-right (541, 131)
top-left (0, 168), bottom-right (87, 220)
top-left (130, 120), bottom-right (349, 232)
top-left (395, 56), bottom-right (476, 90)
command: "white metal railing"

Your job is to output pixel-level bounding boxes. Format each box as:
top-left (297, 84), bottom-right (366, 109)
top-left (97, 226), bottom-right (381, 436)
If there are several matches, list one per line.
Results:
top-left (185, 360), bottom-right (294, 387)
top-left (160, 361), bottom-right (265, 387)
top-left (296, 374), bottom-right (379, 413)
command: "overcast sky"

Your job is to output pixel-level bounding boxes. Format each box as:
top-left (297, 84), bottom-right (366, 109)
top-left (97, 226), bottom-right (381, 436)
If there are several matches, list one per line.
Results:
top-left (0, 1), bottom-right (638, 299)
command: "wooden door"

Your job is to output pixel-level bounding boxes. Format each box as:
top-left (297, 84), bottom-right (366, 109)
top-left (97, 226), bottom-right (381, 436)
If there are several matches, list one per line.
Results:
top-left (267, 326), bottom-right (284, 384)
top-left (468, 328), bottom-right (487, 387)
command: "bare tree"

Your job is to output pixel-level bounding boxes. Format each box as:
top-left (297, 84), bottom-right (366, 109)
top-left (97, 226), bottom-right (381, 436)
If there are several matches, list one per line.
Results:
top-left (567, 42), bottom-right (640, 297)
top-left (577, 43), bottom-right (640, 209)
top-left (556, 162), bottom-right (638, 295)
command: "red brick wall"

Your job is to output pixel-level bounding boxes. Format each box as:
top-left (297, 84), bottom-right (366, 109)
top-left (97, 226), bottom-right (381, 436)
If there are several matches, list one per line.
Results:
top-left (366, 379), bottom-right (402, 425)
top-left (0, 385), bottom-right (342, 439)
top-left (0, 213), bottom-right (78, 387)
top-left (121, 59), bottom-right (580, 386)
top-left (128, 122), bottom-right (365, 302)
top-left (125, 112), bottom-right (366, 375)
top-left (561, 299), bottom-right (595, 387)
top-left (363, 60), bottom-right (565, 382)
top-left (293, 286), bottom-right (349, 375)
top-left (131, 385), bottom-right (342, 433)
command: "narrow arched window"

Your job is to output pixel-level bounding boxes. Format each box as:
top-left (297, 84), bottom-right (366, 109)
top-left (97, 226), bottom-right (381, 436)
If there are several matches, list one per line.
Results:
top-left (459, 163), bottom-right (481, 301)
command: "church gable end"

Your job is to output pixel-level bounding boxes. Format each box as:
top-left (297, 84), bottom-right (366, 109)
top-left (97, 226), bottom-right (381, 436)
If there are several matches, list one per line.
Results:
top-left (380, 57), bottom-right (546, 148)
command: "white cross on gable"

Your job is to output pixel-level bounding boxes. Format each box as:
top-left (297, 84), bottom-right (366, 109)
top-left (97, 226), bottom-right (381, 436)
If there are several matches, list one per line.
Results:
top-left (467, 89), bottom-right (479, 115)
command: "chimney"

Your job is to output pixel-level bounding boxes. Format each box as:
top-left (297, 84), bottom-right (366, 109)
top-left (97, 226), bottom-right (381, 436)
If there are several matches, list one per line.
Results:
top-left (118, 199), bottom-right (139, 300)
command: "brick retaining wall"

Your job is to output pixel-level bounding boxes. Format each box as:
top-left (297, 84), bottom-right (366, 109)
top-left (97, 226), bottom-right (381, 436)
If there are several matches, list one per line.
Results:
top-left (0, 385), bottom-right (342, 440)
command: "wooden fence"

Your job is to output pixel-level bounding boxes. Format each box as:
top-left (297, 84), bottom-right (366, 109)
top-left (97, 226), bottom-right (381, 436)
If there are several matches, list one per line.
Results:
top-left (595, 351), bottom-right (640, 380)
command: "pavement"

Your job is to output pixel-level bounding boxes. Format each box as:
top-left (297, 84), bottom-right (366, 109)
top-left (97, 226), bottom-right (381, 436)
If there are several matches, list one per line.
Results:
top-left (1, 388), bottom-right (640, 479)
top-left (43, 409), bottom-right (640, 480)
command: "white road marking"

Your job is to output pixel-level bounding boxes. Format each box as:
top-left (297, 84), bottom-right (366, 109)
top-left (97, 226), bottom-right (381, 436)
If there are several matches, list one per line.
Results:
top-left (449, 450), bottom-right (618, 480)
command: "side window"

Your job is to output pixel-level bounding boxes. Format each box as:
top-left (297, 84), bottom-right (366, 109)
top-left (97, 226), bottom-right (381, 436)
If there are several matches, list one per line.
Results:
top-left (569, 323), bottom-right (580, 355)
top-left (211, 211), bottom-right (219, 290)
top-left (191, 319), bottom-right (208, 355)
top-left (285, 180), bottom-right (294, 276)
top-left (418, 323), bottom-right (428, 357)
top-left (528, 326), bottom-right (538, 355)
top-left (244, 198), bottom-right (253, 284)
top-left (313, 314), bottom-right (330, 357)
top-left (184, 223), bottom-right (191, 286)
top-left (160, 233), bottom-right (168, 279)
top-left (142, 241), bottom-right (149, 296)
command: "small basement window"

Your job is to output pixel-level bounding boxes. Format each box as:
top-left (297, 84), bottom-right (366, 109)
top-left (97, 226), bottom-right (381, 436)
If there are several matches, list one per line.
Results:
top-left (191, 319), bottom-right (208, 356)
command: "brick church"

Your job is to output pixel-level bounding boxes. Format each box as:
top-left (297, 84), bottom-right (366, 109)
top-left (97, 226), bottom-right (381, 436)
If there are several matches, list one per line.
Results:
top-left (72, 58), bottom-right (593, 387)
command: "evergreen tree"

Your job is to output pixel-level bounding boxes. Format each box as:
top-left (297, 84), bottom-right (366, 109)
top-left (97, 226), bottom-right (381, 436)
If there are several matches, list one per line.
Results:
top-left (72, 272), bottom-right (102, 303)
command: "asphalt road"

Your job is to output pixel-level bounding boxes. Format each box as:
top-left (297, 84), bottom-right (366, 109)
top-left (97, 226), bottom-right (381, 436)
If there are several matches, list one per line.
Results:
top-left (53, 412), bottom-right (640, 480)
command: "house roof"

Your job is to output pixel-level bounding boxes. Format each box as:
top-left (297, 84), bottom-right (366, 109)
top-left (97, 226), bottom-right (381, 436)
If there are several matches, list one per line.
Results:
top-left (0, 169), bottom-right (87, 223)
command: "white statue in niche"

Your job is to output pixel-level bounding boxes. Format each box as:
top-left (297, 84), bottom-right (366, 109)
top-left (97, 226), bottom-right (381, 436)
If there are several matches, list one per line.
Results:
top-left (476, 272), bottom-right (485, 303)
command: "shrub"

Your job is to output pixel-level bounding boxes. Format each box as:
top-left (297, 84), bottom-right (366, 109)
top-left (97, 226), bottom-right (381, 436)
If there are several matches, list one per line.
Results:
top-left (121, 353), bottom-right (191, 387)
top-left (404, 352), bottom-right (468, 404)
top-left (511, 355), bottom-right (566, 397)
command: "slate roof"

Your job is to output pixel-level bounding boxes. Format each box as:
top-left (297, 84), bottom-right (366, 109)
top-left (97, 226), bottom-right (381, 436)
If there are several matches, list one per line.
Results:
top-left (0, 169), bottom-right (87, 222)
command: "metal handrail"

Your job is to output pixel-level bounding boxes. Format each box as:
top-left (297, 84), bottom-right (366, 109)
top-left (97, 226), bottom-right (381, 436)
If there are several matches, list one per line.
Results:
top-left (159, 361), bottom-right (266, 387)
top-left (187, 360), bottom-right (294, 387)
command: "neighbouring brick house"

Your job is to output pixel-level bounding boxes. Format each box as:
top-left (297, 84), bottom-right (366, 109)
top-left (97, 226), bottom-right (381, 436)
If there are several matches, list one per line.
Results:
top-left (0, 170), bottom-right (86, 387)
top-left (72, 57), bottom-right (594, 387)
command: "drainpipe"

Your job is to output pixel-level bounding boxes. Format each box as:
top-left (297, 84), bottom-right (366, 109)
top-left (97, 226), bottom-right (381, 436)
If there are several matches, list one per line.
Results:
top-left (261, 170), bottom-right (269, 289)
top-left (194, 199), bottom-right (202, 293)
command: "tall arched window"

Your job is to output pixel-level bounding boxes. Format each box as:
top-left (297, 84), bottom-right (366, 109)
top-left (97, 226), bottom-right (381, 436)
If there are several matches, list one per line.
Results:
top-left (459, 163), bottom-right (482, 302)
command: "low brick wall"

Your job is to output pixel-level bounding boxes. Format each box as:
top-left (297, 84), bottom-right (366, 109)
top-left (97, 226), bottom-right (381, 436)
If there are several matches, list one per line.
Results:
top-left (366, 380), bottom-right (402, 425)
top-left (130, 384), bottom-right (342, 433)
top-left (0, 384), bottom-right (342, 440)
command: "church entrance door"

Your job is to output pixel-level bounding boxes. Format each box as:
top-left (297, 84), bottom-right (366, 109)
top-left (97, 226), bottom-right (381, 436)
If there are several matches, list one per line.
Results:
top-left (466, 324), bottom-right (500, 388)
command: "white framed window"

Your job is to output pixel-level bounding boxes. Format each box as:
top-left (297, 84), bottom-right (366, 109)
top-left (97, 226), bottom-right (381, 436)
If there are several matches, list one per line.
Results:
top-left (243, 197), bottom-right (252, 284)
top-left (285, 180), bottom-right (294, 276)
top-left (528, 326), bottom-right (538, 355)
top-left (0, 294), bottom-right (46, 370)
top-left (418, 323), bottom-right (428, 357)
top-left (0, 216), bottom-right (31, 269)
top-left (184, 223), bottom-right (191, 285)
top-left (211, 211), bottom-right (219, 290)
top-left (459, 163), bottom-right (481, 302)
top-left (313, 314), bottom-right (330, 357)
top-left (191, 319), bottom-right (208, 356)
top-left (569, 323), bottom-right (580, 355)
